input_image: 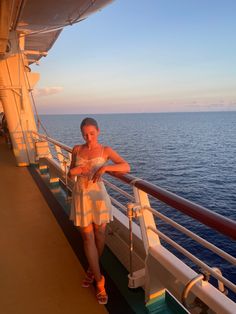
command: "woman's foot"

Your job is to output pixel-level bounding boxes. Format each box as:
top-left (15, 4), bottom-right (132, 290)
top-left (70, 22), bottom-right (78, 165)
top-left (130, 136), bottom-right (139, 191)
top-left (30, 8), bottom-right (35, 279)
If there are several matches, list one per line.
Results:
top-left (82, 269), bottom-right (94, 288)
top-left (96, 275), bottom-right (108, 305)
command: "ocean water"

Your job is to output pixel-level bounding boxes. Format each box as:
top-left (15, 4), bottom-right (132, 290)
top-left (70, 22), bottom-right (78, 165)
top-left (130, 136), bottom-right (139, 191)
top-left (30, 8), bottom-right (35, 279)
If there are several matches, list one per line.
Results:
top-left (39, 112), bottom-right (236, 297)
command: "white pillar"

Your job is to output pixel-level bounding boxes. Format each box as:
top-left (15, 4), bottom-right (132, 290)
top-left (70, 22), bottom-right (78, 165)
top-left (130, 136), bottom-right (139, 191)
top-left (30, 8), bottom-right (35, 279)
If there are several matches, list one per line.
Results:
top-left (0, 34), bottom-right (40, 166)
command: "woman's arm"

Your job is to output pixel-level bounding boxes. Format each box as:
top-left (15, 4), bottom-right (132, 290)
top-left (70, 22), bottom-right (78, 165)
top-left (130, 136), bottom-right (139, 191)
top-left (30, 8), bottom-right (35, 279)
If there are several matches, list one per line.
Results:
top-left (92, 147), bottom-right (130, 182)
top-left (104, 147), bottom-right (130, 172)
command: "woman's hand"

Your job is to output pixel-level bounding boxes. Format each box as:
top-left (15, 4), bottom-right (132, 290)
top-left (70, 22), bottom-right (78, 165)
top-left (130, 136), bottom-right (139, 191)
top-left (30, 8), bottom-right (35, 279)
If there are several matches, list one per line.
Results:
top-left (68, 165), bottom-right (90, 178)
top-left (80, 165), bottom-right (91, 176)
top-left (92, 166), bottom-right (106, 182)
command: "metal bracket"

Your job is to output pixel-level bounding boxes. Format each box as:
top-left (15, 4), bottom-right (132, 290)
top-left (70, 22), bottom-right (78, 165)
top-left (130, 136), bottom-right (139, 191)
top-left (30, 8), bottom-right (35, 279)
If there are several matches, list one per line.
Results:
top-left (181, 274), bottom-right (205, 308)
top-left (212, 267), bottom-right (228, 295)
top-left (127, 203), bottom-right (142, 218)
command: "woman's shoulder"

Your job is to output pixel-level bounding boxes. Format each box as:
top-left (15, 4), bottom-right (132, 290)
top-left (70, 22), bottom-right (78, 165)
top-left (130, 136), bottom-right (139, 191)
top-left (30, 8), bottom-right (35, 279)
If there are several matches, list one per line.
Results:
top-left (72, 145), bottom-right (82, 154)
top-left (103, 146), bottom-right (112, 153)
top-left (103, 146), bottom-right (117, 157)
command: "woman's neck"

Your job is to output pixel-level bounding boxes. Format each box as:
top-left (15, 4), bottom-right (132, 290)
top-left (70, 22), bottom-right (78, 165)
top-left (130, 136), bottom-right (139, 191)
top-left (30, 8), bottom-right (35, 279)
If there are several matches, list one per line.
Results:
top-left (86, 143), bottom-right (100, 150)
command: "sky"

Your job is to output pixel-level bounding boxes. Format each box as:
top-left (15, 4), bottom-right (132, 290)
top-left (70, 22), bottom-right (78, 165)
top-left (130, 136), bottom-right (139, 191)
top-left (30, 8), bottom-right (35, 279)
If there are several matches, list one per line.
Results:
top-left (31, 0), bottom-right (236, 114)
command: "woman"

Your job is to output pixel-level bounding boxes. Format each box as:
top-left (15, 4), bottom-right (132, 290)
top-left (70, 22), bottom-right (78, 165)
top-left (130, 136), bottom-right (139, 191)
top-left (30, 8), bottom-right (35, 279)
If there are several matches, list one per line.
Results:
top-left (68, 117), bottom-right (130, 305)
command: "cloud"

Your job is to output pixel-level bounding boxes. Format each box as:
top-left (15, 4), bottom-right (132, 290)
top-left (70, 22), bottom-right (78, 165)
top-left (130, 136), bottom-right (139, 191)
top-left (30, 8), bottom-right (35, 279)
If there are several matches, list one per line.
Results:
top-left (187, 101), bottom-right (236, 109)
top-left (33, 86), bottom-right (63, 97)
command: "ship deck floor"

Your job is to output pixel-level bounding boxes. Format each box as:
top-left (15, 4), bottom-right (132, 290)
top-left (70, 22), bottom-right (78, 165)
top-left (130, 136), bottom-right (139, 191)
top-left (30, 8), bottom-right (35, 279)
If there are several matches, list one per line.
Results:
top-left (0, 138), bottom-right (107, 314)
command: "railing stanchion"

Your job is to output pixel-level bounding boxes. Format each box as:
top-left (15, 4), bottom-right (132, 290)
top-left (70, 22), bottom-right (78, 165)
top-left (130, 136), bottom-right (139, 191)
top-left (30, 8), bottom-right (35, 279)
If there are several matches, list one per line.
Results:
top-left (63, 158), bottom-right (69, 201)
top-left (127, 203), bottom-right (145, 289)
top-left (127, 203), bottom-right (134, 281)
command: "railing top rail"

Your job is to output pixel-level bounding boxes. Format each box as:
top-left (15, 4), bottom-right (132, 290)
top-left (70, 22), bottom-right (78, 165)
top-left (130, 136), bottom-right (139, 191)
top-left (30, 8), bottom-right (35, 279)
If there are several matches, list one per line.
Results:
top-left (33, 131), bottom-right (236, 240)
top-left (146, 205), bottom-right (236, 265)
top-left (32, 131), bottom-right (72, 153)
top-left (109, 172), bottom-right (236, 240)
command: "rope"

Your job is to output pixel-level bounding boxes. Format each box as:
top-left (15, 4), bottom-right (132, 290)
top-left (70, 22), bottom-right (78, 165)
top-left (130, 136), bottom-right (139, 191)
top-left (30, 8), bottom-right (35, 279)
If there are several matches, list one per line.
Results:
top-left (18, 46), bottom-right (49, 136)
top-left (29, 89), bottom-right (49, 136)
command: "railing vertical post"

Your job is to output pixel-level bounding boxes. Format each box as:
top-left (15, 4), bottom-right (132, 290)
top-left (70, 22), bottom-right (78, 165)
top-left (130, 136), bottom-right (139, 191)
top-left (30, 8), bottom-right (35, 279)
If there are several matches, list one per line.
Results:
top-left (133, 187), bottom-right (160, 254)
top-left (34, 140), bottom-right (52, 161)
top-left (68, 152), bottom-right (72, 164)
top-left (127, 203), bottom-right (134, 279)
top-left (63, 158), bottom-right (69, 201)
top-left (126, 202), bottom-right (146, 289)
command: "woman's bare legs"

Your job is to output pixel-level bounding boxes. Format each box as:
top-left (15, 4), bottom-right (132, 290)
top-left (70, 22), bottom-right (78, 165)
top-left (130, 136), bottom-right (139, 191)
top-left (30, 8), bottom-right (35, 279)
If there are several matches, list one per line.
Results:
top-left (93, 223), bottom-right (108, 304)
top-left (80, 224), bottom-right (101, 282)
top-left (80, 223), bottom-right (108, 303)
top-left (80, 223), bottom-right (107, 278)
top-left (94, 223), bottom-right (106, 257)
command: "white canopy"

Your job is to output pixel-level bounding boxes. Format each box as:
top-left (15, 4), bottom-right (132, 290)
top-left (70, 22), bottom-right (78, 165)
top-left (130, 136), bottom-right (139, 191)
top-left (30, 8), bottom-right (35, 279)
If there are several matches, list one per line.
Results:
top-left (0, 0), bottom-right (113, 63)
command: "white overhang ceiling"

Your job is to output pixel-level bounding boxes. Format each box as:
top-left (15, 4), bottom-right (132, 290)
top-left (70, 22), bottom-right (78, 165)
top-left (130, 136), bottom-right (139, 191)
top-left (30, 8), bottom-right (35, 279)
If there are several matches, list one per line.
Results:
top-left (0, 0), bottom-right (113, 63)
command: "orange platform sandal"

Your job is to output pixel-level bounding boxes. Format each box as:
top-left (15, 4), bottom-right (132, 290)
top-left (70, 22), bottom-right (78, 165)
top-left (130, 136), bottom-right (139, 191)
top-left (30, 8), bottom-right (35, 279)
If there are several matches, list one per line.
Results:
top-left (82, 269), bottom-right (94, 288)
top-left (96, 275), bottom-right (108, 305)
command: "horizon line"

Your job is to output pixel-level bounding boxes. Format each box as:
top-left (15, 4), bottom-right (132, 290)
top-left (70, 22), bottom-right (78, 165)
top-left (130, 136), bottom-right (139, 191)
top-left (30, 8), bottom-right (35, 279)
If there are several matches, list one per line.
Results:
top-left (38, 110), bottom-right (236, 115)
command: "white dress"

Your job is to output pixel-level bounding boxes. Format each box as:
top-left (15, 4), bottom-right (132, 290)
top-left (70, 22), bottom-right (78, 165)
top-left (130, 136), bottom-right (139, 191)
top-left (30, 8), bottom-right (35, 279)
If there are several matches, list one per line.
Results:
top-left (70, 152), bottom-right (113, 227)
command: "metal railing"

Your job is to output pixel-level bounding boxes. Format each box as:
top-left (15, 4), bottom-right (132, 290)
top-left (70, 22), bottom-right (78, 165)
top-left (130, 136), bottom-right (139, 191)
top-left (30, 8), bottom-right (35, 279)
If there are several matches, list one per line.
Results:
top-left (109, 172), bottom-right (236, 240)
top-left (31, 131), bottom-right (236, 299)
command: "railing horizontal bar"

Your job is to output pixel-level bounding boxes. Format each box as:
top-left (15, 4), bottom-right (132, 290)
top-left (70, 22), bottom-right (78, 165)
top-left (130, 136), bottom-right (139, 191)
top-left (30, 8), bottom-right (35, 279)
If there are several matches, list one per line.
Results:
top-left (103, 179), bottom-right (134, 201)
top-left (109, 172), bottom-right (236, 240)
top-left (145, 206), bottom-right (236, 265)
top-left (32, 131), bottom-right (72, 153)
top-left (49, 154), bottom-right (69, 167)
top-left (56, 151), bottom-right (71, 161)
top-left (148, 226), bottom-right (236, 294)
top-left (110, 196), bottom-right (127, 212)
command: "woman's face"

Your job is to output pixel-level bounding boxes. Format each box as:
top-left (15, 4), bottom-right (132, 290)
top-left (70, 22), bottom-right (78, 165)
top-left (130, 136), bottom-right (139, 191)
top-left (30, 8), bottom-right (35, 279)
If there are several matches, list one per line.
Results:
top-left (81, 125), bottom-right (100, 145)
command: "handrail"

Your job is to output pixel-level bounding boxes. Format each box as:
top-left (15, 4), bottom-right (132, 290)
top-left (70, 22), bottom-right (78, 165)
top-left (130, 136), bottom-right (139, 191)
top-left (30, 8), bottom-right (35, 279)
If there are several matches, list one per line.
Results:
top-left (109, 172), bottom-right (236, 240)
top-left (32, 131), bottom-right (72, 153)
top-left (32, 131), bottom-right (236, 240)
top-left (146, 205), bottom-right (236, 265)
top-left (103, 178), bottom-right (135, 201)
